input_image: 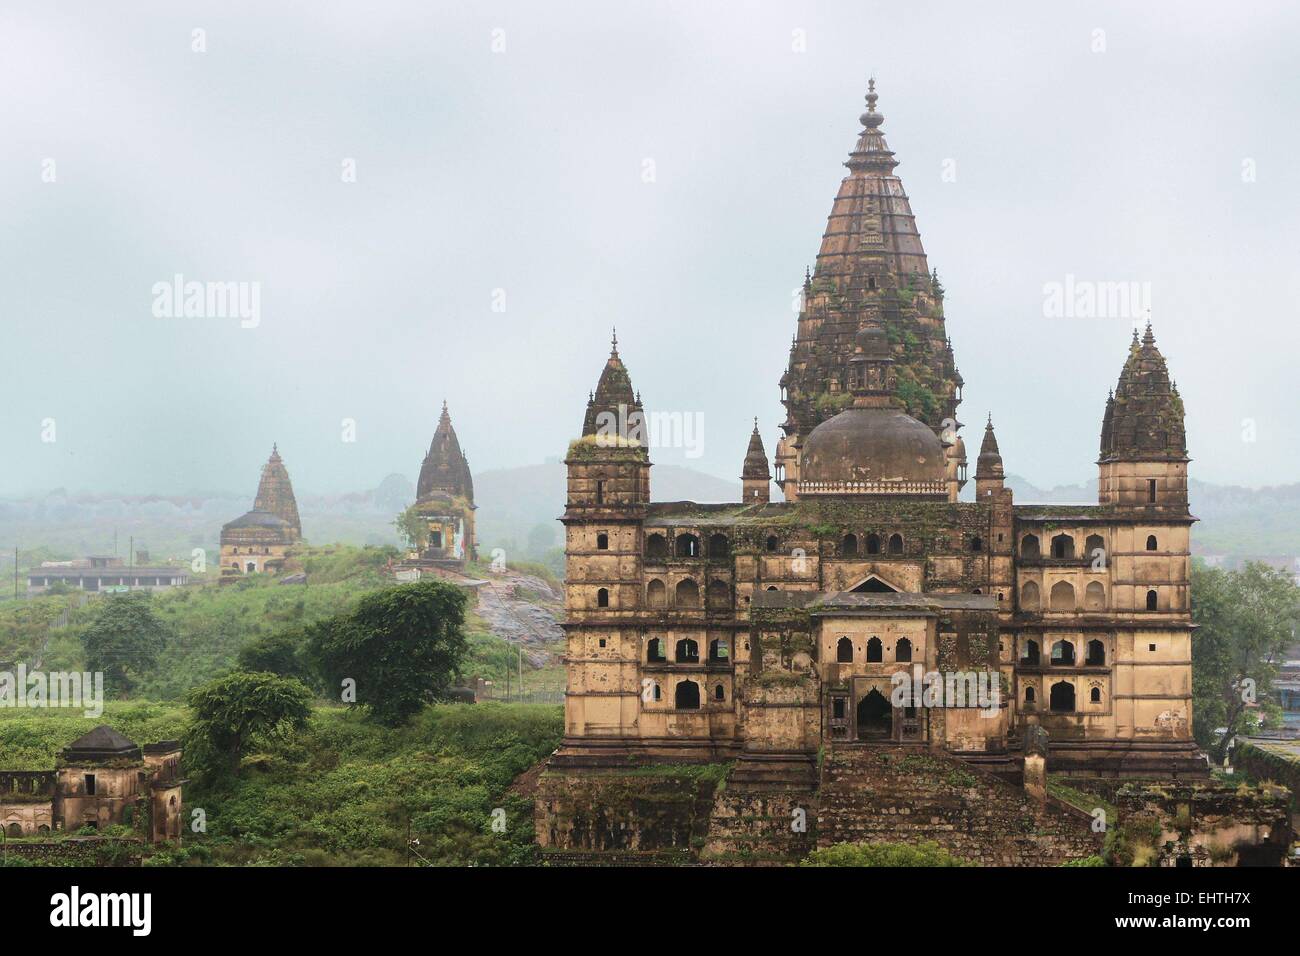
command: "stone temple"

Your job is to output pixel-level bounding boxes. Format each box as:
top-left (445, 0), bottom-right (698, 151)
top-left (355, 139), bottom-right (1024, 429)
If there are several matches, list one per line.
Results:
top-left (544, 83), bottom-right (1203, 827)
top-left (219, 444), bottom-right (303, 576)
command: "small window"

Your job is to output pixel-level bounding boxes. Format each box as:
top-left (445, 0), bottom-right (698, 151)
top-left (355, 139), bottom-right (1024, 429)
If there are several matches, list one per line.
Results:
top-left (888, 533), bottom-right (903, 555)
top-left (832, 698), bottom-right (846, 719)
top-left (1146, 589), bottom-right (1158, 611)
top-left (84, 774), bottom-right (97, 796)
top-left (1148, 643), bottom-right (1157, 652)
top-left (1147, 479), bottom-right (1157, 503)
top-left (596, 533), bottom-right (609, 550)
top-left (970, 536), bottom-right (983, 552)
top-left (1025, 686), bottom-right (1036, 703)
top-left (598, 638), bottom-right (607, 648)
top-left (1090, 687), bottom-right (1102, 703)
top-left (653, 683), bottom-right (662, 701)
top-left (841, 533), bottom-right (858, 557)
top-left (714, 684), bottom-right (725, 701)
top-left (596, 480), bottom-right (605, 504)
top-left (765, 535), bottom-right (779, 553)
top-left (1146, 535), bottom-right (1158, 551)
top-left (866, 637), bottom-right (883, 662)
top-left (597, 588), bottom-right (609, 608)
top-left (836, 636), bottom-right (853, 663)
top-left (895, 637), bottom-right (913, 662)
top-left (865, 533), bottom-right (882, 555)
top-left (647, 638), bottom-right (666, 662)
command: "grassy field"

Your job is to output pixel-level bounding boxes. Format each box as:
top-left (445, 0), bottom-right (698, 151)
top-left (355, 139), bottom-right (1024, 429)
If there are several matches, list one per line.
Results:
top-left (0, 700), bottom-right (563, 866)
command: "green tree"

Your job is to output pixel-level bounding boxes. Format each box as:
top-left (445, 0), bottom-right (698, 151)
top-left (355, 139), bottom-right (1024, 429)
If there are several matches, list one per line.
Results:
top-left (802, 840), bottom-right (970, 867)
top-left (305, 580), bottom-right (468, 726)
top-left (184, 671), bottom-right (313, 779)
top-left (236, 628), bottom-right (313, 685)
top-left (1191, 561), bottom-right (1300, 764)
top-left (79, 592), bottom-right (169, 695)
top-left (392, 505), bottom-right (429, 550)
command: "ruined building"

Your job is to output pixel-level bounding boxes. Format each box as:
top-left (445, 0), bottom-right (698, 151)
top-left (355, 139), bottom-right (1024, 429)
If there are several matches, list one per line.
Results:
top-left (219, 444), bottom-right (303, 576)
top-left (0, 726), bottom-right (184, 843)
top-left (549, 83), bottom-right (1203, 794)
top-left (410, 402), bottom-right (477, 567)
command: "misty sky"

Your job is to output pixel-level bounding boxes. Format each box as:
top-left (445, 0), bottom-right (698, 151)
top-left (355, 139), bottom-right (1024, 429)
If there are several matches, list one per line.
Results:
top-left (2, 1), bottom-right (1298, 498)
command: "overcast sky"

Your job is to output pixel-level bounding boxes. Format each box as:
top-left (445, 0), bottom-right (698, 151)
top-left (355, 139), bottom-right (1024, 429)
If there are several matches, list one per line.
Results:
top-left (2, 1), bottom-right (1297, 497)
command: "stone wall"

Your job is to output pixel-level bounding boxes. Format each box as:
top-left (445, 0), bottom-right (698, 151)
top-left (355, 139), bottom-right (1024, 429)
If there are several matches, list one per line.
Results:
top-left (1234, 741), bottom-right (1300, 811)
top-left (816, 746), bottom-right (1103, 866)
top-left (1113, 780), bottom-right (1292, 866)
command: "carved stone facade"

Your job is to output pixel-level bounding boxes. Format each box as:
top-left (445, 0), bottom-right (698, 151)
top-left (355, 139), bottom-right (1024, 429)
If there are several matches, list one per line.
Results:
top-left (552, 85), bottom-right (1204, 788)
top-left (412, 402), bottom-right (477, 566)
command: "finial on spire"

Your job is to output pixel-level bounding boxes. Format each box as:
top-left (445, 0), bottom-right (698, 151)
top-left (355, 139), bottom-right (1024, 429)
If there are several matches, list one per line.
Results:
top-left (753, 416), bottom-right (760, 431)
top-left (611, 326), bottom-right (619, 355)
top-left (860, 77), bottom-right (884, 128)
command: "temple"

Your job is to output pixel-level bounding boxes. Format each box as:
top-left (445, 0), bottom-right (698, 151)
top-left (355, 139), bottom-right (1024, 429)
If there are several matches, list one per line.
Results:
top-left (411, 402), bottom-right (477, 567)
top-left (549, 83), bottom-right (1203, 787)
top-left (219, 444), bottom-right (303, 576)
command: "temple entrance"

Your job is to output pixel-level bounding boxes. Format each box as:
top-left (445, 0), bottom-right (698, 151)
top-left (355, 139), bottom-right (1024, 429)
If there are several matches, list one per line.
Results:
top-left (856, 689), bottom-right (892, 740)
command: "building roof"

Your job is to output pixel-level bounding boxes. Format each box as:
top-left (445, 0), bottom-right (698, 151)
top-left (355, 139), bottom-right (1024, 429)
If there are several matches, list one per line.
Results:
top-left (741, 420), bottom-right (771, 480)
top-left (1099, 324), bottom-right (1188, 462)
top-left (222, 508), bottom-right (291, 530)
top-left (62, 725), bottom-right (142, 762)
top-left (581, 329), bottom-right (646, 443)
top-left (417, 402), bottom-right (475, 504)
top-left (976, 415), bottom-right (1004, 479)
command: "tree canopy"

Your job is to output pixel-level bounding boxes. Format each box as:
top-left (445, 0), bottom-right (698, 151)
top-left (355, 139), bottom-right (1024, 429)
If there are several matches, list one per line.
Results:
top-left (184, 670), bottom-right (313, 779)
top-left (305, 579), bottom-right (469, 726)
top-left (79, 592), bottom-right (169, 696)
top-left (1191, 560), bottom-right (1300, 763)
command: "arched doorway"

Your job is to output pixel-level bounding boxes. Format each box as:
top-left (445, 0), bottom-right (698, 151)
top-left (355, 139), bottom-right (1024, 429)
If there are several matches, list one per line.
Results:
top-left (856, 689), bottom-right (892, 740)
top-left (1049, 680), bottom-right (1075, 713)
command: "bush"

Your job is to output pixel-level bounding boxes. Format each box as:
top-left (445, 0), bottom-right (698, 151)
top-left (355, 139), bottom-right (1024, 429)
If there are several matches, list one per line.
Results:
top-left (801, 841), bottom-right (971, 867)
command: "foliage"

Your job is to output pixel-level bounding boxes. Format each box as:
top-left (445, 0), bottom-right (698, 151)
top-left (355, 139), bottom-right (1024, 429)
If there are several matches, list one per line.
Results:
top-left (1190, 561), bottom-right (1300, 762)
top-left (237, 628), bottom-right (314, 685)
top-left (184, 671), bottom-right (313, 780)
top-left (305, 580), bottom-right (469, 726)
top-left (79, 593), bottom-right (169, 696)
top-left (392, 505), bottom-right (429, 550)
top-left (802, 840), bottom-right (971, 867)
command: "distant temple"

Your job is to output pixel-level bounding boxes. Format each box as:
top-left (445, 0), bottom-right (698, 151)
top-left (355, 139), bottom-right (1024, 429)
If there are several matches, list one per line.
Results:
top-left (0, 726), bottom-right (184, 843)
top-left (219, 444), bottom-right (303, 576)
top-left (411, 402), bottom-right (477, 567)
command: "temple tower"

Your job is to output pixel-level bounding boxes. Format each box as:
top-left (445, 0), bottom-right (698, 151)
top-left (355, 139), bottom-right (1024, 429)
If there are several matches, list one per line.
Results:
top-left (414, 402), bottom-right (477, 564)
top-left (740, 420), bottom-right (771, 504)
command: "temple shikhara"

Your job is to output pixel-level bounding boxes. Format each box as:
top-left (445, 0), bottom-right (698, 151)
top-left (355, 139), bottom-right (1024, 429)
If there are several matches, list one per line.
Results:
top-left (219, 445), bottom-right (303, 576)
top-left (539, 83), bottom-right (1208, 863)
top-left (411, 402), bottom-right (477, 567)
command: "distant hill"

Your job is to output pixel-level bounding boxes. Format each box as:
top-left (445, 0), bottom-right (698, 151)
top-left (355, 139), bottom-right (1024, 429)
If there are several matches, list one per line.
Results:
top-left (1, 469), bottom-right (1295, 578)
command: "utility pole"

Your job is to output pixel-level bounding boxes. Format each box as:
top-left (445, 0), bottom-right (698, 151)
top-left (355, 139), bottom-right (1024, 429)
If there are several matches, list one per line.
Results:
top-left (14, 546), bottom-right (18, 601)
top-left (519, 644), bottom-right (524, 699)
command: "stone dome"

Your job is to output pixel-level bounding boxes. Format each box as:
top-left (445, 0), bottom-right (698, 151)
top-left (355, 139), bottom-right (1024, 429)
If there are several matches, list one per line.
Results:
top-left (800, 406), bottom-right (946, 486)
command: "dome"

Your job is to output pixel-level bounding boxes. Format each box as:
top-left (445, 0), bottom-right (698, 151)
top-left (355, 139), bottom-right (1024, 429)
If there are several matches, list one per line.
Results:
top-left (800, 406), bottom-right (946, 486)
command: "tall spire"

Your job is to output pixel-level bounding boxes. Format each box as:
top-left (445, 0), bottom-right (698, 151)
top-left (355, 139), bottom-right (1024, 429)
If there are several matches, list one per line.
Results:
top-left (976, 415), bottom-right (1004, 479)
top-left (741, 419), bottom-right (771, 480)
top-left (582, 333), bottom-right (645, 439)
top-left (254, 444), bottom-right (302, 539)
top-left (418, 403), bottom-right (474, 503)
top-left (781, 81), bottom-right (960, 441)
top-left (1100, 325), bottom-right (1187, 462)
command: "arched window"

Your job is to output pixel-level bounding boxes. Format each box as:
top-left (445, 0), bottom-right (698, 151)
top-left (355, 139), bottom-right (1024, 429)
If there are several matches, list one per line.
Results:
top-left (37, 824), bottom-right (50, 834)
top-left (596, 588), bottom-right (609, 608)
top-left (596, 532), bottom-right (609, 550)
top-left (595, 480), bottom-right (604, 504)
top-left (647, 579), bottom-right (666, 608)
top-left (841, 533), bottom-right (858, 557)
top-left (895, 637), bottom-right (913, 662)
top-left (6, 822), bottom-right (20, 837)
top-left (1085, 534), bottom-right (1105, 561)
top-left (675, 638), bottom-right (700, 663)
top-left (888, 533), bottom-right (904, 555)
top-left (1049, 581), bottom-right (1076, 611)
top-left (1051, 640), bottom-right (1076, 666)
top-left (1146, 589), bottom-right (1158, 611)
top-left (1050, 534), bottom-right (1075, 559)
top-left (708, 533), bottom-right (729, 558)
top-left (707, 580), bottom-right (730, 608)
top-left (646, 533), bottom-right (668, 558)
top-left (970, 536), bottom-right (983, 552)
top-left (1049, 681), bottom-right (1075, 712)
top-left (675, 680), bottom-right (700, 709)
top-left (765, 535), bottom-right (779, 553)
top-left (708, 639), bottom-right (729, 662)
top-left (1024, 686), bottom-right (1036, 704)
top-left (1021, 639), bottom-right (1040, 666)
top-left (1020, 581), bottom-right (1041, 611)
top-left (676, 534), bottom-right (700, 558)
top-left (1090, 687), bottom-right (1102, 703)
top-left (714, 684), bottom-right (725, 702)
top-left (1021, 534), bottom-right (1041, 559)
top-left (1146, 535), bottom-right (1158, 551)
top-left (675, 579), bottom-right (699, 607)
top-left (866, 637), bottom-right (883, 662)
top-left (647, 638), bottom-right (666, 662)
top-left (766, 585), bottom-right (778, 591)
top-left (1084, 581), bottom-right (1105, 610)
top-left (652, 682), bottom-right (662, 701)
top-left (865, 533), bottom-right (882, 555)
top-left (836, 637), bottom-right (853, 663)
top-left (1086, 639), bottom-right (1105, 666)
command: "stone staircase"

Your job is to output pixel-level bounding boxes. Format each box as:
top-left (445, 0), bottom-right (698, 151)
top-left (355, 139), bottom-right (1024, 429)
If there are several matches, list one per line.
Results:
top-left (817, 745), bottom-right (1104, 866)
